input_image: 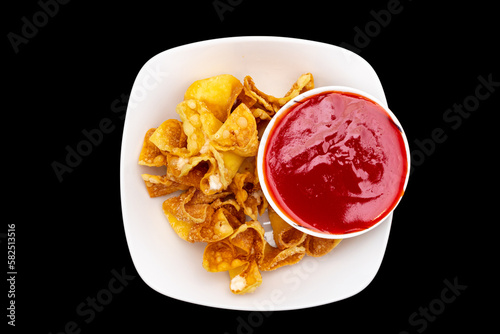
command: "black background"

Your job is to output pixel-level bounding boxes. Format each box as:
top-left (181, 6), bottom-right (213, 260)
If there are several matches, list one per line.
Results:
top-left (5, 0), bottom-right (498, 333)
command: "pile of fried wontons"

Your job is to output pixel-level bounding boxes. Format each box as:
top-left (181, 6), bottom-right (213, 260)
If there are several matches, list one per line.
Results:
top-left (138, 73), bottom-right (342, 294)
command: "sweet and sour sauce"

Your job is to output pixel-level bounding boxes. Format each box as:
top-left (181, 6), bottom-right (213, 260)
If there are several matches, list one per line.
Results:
top-left (263, 91), bottom-right (408, 235)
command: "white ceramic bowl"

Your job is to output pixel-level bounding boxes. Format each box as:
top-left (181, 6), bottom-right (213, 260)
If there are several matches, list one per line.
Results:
top-left (121, 36), bottom-right (402, 310)
top-left (257, 85), bottom-right (410, 239)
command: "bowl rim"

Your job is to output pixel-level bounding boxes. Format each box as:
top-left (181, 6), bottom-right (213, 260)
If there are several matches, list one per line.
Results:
top-left (257, 85), bottom-right (410, 239)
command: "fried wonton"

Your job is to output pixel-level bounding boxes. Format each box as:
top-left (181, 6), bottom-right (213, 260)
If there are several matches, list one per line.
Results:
top-left (166, 153), bottom-right (214, 179)
top-left (268, 206), bottom-right (307, 249)
top-left (188, 208), bottom-right (234, 242)
top-left (211, 103), bottom-right (259, 157)
top-left (243, 73), bottom-right (314, 116)
top-left (175, 100), bottom-right (211, 157)
top-left (259, 243), bottom-right (306, 271)
top-left (210, 198), bottom-right (245, 230)
top-left (163, 187), bottom-right (213, 225)
top-left (202, 221), bottom-right (266, 294)
top-left (141, 174), bottom-right (189, 197)
top-left (229, 260), bottom-right (262, 294)
top-left (277, 72), bottom-right (315, 106)
top-left (202, 221), bottom-right (264, 270)
top-left (203, 148), bottom-right (245, 194)
top-left (303, 235), bottom-right (342, 257)
top-left (138, 128), bottom-right (167, 167)
top-left (230, 171), bottom-right (267, 221)
top-left (228, 221), bottom-right (266, 262)
top-left (164, 154), bottom-right (210, 189)
top-left (202, 238), bottom-right (246, 272)
top-left (184, 74), bottom-right (243, 123)
top-left (162, 187), bottom-right (238, 243)
top-left (148, 119), bottom-right (188, 156)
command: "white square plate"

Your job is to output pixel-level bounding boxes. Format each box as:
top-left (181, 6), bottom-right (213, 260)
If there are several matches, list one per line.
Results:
top-left (120, 36), bottom-right (392, 311)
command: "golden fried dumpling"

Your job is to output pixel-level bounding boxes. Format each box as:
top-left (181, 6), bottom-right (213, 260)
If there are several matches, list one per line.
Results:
top-left (243, 73), bottom-right (314, 116)
top-left (303, 236), bottom-right (342, 257)
top-left (184, 74), bottom-right (243, 123)
top-left (148, 119), bottom-right (188, 156)
top-left (141, 174), bottom-right (189, 197)
top-left (138, 128), bottom-right (167, 167)
top-left (211, 103), bottom-right (259, 157)
top-left (259, 243), bottom-right (306, 271)
top-left (268, 206), bottom-right (306, 250)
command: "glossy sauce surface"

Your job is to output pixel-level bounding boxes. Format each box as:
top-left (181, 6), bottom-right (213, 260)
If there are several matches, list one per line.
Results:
top-left (264, 91), bottom-right (408, 234)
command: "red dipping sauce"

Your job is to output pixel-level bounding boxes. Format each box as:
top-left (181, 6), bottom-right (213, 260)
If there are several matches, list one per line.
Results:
top-left (263, 91), bottom-right (408, 235)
